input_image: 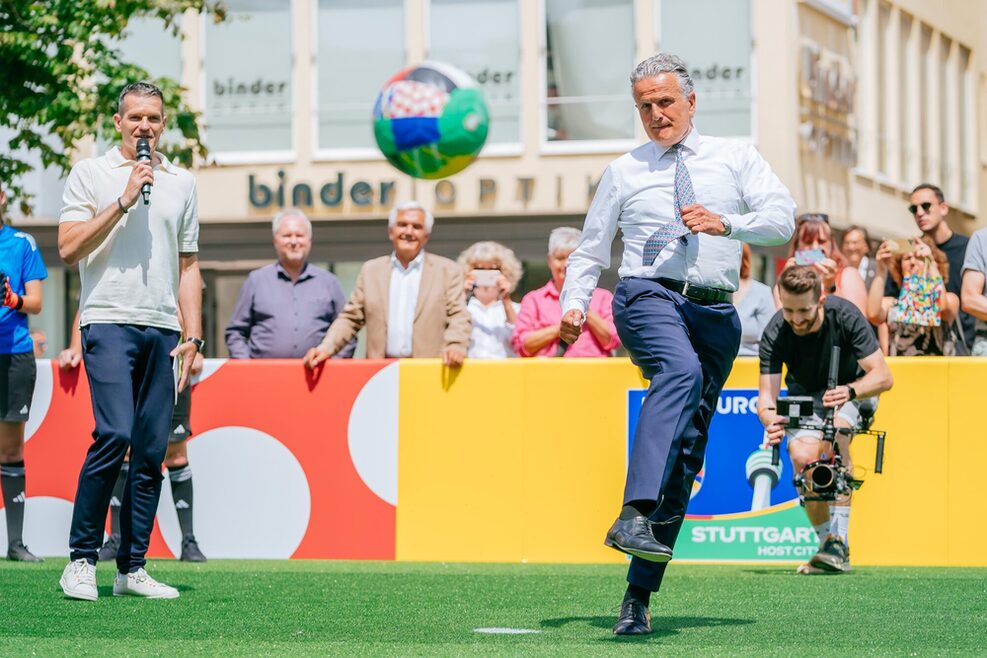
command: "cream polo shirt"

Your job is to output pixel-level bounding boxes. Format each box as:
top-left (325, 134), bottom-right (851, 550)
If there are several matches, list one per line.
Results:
top-left (59, 147), bottom-right (199, 331)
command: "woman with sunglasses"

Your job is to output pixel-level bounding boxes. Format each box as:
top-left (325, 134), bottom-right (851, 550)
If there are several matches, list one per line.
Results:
top-left (781, 213), bottom-right (868, 316)
top-left (867, 236), bottom-right (960, 355)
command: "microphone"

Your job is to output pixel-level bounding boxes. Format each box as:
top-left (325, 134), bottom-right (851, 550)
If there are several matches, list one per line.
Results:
top-left (136, 138), bottom-right (152, 205)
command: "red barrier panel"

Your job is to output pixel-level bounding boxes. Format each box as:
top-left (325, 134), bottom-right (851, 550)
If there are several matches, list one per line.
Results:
top-left (16, 360), bottom-right (397, 560)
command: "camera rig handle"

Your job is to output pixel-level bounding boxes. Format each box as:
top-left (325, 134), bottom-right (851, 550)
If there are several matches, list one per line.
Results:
top-left (823, 345), bottom-right (841, 448)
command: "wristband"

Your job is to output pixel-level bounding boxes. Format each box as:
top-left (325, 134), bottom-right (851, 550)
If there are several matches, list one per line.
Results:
top-left (117, 197), bottom-right (126, 213)
top-left (847, 385), bottom-right (857, 401)
top-left (14, 295), bottom-right (23, 311)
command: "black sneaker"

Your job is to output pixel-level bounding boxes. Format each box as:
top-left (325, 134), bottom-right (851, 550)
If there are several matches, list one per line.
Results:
top-left (809, 534), bottom-right (850, 573)
top-left (7, 540), bottom-right (43, 562)
top-left (97, 533), bottom-right (120, 562)
top-left (180, 535), bottom-right (207, 563)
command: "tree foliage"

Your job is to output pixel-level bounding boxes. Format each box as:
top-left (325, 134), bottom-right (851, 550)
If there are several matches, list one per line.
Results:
top-left (0, 0), bottom-right (227, 215)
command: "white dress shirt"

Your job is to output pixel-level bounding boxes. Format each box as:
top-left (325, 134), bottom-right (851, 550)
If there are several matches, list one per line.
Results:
top-left (467, 296), bottom-right (520, 359)
top-left (386, 250), bottom-right (425, 357)
top-left (561, 128), bottom-right (796, 315)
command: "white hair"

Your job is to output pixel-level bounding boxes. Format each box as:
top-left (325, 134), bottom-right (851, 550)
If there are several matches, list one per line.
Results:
top-left (456, 241), bottom-right (524, 292)
top-left (630, 53), bottom-right (695, 96)
top-left (272, 208), bottom-right (312, 236)
top-left (549, 226), bottom-right (581, 255)
top-left (388, 200), bottom-right (434, 234)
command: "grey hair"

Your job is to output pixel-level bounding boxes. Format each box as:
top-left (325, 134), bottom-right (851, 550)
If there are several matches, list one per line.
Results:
top-left (548, 227), bottom-right (581, 255)
top-left (272, 208), bottom-right (312, 236)
top-left (388, 200), bottom-right (435, 233)
top-left (456, 241), bottom-right (524, 292)
top-left (630, 53), bottom-right (694, 96)
top-left (117, 81), bottom-right (165, 114)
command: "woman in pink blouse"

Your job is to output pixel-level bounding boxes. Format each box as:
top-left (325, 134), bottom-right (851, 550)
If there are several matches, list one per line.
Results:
top-left (512, 227), bottom-right (620, 357)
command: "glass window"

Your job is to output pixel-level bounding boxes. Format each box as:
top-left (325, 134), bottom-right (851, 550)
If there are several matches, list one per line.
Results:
top-left (204, 0), bottom-right (293, 154)
top-left (317, 0), bottom-right (404, 151)
top-left (102, 18), bottom-right (184, 150)
top-left (876, 1), bottom-right (889, 174)
top-left (430, 0), bottom-right (519, 145)
top-left (545, 0), bottom-right (635, 142)
top-left (897, 11), bottom-right (912, 182)
top-left (658, 0), bottom-right (753, 138)
top-left (959, 45), bottom-right (972, 207)
top-left (118, 18), bottom-right (183, 82)
top-left (919, 24), bottom-right (932, 180)
top-left (938, 36), bottom-right (951, 193)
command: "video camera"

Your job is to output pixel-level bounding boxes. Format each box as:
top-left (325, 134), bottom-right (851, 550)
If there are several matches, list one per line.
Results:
top-left (771, 346), bottom-right (887, 503)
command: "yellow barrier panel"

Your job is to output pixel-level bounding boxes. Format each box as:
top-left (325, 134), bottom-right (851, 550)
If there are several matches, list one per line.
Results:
top-left (946, 359), bottom-right (987, 565)
top-left (397, 357), bottom-right (987, 566)
top-left (848, 358), bottom-right (951, 565)
top-left (397, 359), bottom-right (643, 563)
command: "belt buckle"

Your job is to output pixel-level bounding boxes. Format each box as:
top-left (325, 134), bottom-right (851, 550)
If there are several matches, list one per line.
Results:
top-left (681, 281), bottom-right (692, 298)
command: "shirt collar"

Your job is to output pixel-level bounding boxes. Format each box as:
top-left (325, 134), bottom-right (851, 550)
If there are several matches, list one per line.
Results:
top-left (105, 146), bottom-right (178, 175)
top-left (390, 250), bottom-right (425, 273)
top-left (542, 279), bottom-right (562, 299)
top-left (276, 261), bottom-right (312, 281)
top-left (654, 124), bottom-right (701, 160)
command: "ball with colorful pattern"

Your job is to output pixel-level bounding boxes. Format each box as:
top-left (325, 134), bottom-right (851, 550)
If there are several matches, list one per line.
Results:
top-left (373, 62), bottom-right (489, 179)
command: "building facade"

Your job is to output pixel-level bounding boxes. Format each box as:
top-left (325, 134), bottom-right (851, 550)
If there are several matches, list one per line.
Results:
top-left (12, 0), bottom-right (987, 355)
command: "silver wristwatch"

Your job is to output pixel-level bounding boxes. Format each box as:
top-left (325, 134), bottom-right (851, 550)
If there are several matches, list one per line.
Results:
top-left (720, 216), bottom-right (733, 237)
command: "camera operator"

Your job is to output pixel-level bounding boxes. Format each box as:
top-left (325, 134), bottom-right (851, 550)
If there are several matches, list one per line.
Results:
top-left (758, 266), bottom-right (893, 574)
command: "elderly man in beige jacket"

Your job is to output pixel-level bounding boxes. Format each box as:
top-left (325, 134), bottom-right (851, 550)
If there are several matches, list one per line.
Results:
top-left (303, 201), bottom-right (471, 367)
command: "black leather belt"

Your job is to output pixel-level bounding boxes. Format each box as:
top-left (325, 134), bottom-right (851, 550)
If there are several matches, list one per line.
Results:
top-left (656, 278), bottom-right (732, 303)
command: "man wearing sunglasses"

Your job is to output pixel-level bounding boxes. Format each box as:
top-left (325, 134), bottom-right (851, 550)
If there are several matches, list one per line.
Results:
top-left (877, 184), bottom-right (972, 351)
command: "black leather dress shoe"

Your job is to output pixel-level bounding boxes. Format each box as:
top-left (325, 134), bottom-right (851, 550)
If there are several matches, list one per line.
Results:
top-left (613, 599), bottom-right (651, 635)
top-left (604, 515), bottom-right (673, 562)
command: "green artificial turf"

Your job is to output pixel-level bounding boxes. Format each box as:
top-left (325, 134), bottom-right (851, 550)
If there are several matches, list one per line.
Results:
top-left (1, 560), bottom-right (984, 656)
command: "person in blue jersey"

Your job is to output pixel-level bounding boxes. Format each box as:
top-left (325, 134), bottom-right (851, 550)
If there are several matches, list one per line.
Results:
top-left (0, 182), bottom-right (48, 562)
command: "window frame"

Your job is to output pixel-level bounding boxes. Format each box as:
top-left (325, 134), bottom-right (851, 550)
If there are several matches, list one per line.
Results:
top-left (199, 4), bottom-right (298, 165)
top-left (538, 0), bottom-right (641, 155)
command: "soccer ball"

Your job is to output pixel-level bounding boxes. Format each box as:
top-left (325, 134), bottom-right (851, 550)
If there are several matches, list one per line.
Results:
top-left (373, 62), bottom-right (490, 179)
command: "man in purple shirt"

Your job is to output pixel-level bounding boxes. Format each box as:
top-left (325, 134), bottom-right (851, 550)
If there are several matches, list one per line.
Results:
top-left (225, 209), bottom-right (356, 358)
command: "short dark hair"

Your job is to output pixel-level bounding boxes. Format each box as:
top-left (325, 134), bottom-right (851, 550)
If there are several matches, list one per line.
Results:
top-left (778, 265), bottom-right (822, 301)
top-left (911, 183), bottom-right (945, 203)
top-left (117, 81), bottom-right (164, 114)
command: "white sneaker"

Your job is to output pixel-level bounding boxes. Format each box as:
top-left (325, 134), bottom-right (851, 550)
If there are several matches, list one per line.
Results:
top-left (60, 559), bottom-right (98, 601)
top-left (113, 568), bottom-right (180, 599)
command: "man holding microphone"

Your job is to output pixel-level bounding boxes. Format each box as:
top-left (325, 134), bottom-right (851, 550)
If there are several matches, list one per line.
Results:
top-left (57, 82), bottom-right (201, 601)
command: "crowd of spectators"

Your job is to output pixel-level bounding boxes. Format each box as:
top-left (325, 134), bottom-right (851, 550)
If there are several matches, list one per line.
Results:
top-left (212, 182), bottom-right (986, 365)
top-left (19, 184), bottom-right (987, 368)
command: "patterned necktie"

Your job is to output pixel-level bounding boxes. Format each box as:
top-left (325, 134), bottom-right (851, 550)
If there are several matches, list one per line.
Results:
top-left (642, 143), bottom-right (694, 266)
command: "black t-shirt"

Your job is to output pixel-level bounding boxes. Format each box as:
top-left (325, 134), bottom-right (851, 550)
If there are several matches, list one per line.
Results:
top-left (759, 296), bottom-right (881, 395)
top-left (883, 232), bottom-right (973, 346)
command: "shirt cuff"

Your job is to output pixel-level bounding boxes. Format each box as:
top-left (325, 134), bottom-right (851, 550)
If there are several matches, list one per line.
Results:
top-left (562, 300), bottom-right (588, 316)
top-left (721, 213), bottom-right (743, 239)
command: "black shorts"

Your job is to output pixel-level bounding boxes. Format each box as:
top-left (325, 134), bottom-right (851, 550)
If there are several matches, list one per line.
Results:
top-left (0, 352), bottom-right (36, 422)
top-left (168, 384), bottom-right (192, 443)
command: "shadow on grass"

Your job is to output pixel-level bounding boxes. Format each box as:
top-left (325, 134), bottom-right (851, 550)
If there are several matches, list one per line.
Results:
top-left (84, 584), bottom-right (196, 597)
top-left (741, 569), bottom-right (865, 577)
top-left (541, 615), bottom-right (754, 641)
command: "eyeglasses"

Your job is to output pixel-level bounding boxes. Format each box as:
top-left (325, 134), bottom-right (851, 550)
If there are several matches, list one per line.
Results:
top-left (908, 202), bottom-right (933, 215)
top-left (797, 213), bottom-right (829, 223)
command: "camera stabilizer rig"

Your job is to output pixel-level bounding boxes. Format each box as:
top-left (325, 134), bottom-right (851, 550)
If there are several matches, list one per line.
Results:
top-left (769, 346), bottom-right (888, 503)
